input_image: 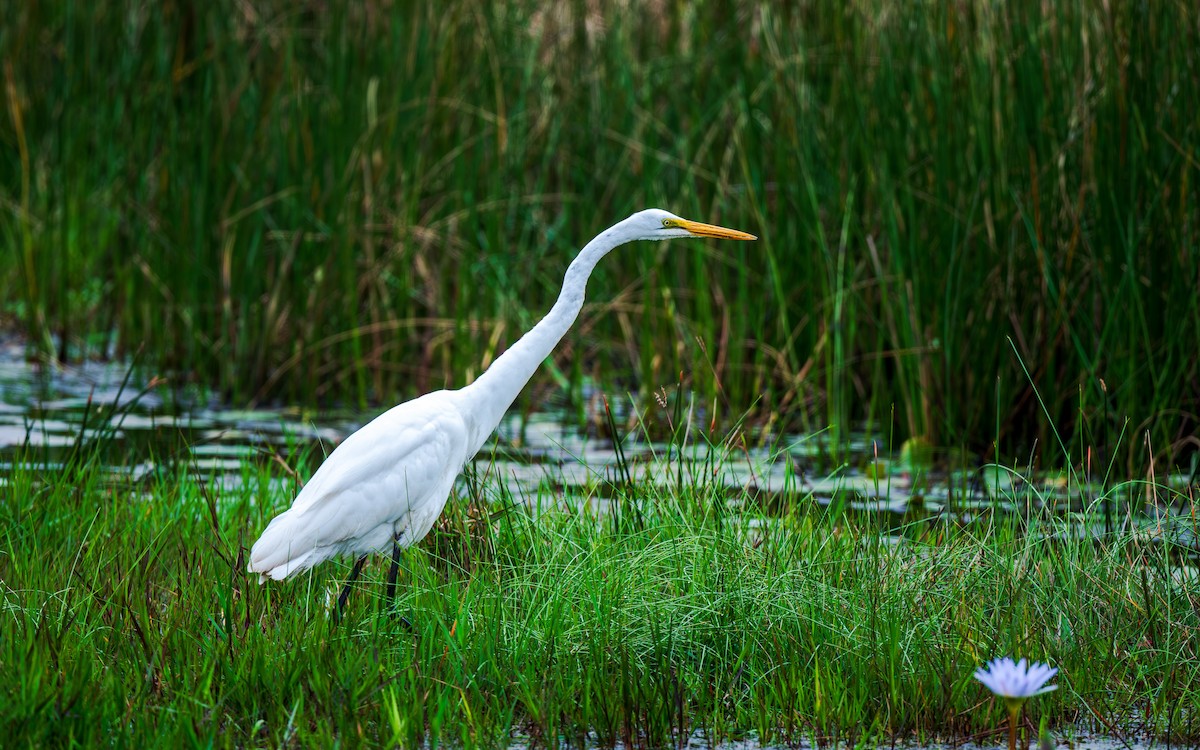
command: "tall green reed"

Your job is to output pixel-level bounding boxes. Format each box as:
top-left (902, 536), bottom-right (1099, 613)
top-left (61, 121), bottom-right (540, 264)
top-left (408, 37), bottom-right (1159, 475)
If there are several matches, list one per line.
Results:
top-left (1, 0), bottom-right (1196, 466)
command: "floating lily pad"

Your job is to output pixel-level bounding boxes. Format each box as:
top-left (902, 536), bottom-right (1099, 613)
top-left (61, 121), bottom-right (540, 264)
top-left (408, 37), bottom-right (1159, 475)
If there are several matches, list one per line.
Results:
top-left (899, 436), bottom-right (935, 471)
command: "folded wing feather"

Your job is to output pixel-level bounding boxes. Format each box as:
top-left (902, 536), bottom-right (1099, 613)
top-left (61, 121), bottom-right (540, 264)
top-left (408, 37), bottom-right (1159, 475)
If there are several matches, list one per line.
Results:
top-left (249, 391), bottom-right (471, 581)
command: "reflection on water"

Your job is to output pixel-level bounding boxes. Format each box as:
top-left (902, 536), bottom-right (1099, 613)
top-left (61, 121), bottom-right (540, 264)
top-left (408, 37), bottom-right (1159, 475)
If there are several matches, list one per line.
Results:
top-left (1, 339), bottom-right (1197, 560)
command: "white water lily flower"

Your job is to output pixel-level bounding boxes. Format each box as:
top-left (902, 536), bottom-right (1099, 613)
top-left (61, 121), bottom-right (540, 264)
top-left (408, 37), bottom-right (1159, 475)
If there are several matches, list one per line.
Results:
top-left (975, 657), bottom-right (1058, 750)
top-left (975, 657), bottom-right (1058, 700)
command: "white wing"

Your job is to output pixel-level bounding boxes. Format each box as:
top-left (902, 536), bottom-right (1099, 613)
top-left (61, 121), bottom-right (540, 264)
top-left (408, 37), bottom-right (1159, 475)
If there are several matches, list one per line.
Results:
top-left (249, 390), bottom-right (470, 581)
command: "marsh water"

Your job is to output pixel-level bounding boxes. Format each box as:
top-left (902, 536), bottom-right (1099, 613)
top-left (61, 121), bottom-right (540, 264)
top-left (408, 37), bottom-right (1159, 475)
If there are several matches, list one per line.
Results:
top-left (1, 334), bottom-right (1197, 564)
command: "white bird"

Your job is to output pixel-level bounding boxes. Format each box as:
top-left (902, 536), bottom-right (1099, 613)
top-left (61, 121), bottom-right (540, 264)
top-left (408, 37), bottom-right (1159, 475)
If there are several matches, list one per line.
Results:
top-left (248, 209), bottom-right (756, 615)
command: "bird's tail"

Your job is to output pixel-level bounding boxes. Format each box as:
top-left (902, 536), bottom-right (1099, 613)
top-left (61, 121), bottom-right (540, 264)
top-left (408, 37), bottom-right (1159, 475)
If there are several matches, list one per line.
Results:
top-left (248, 510), bottom-right (320, 582)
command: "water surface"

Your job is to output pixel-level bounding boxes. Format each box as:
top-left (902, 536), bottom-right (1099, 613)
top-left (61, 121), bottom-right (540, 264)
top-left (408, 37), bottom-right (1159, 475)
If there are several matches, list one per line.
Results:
top-left (2, 338), bottom-right (1197, 562)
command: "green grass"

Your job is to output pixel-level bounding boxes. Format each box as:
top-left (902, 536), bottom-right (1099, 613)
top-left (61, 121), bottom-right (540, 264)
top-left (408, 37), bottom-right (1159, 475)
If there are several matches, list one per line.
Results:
top-left (2, 443), bottom-right (1198, 748)
top-left (1, 0), bottom-right (1198, 466)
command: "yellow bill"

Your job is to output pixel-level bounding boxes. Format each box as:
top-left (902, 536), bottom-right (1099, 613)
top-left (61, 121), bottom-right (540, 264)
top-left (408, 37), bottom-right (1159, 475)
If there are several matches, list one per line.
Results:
top-left (672, 218), bottom-right (757, 241)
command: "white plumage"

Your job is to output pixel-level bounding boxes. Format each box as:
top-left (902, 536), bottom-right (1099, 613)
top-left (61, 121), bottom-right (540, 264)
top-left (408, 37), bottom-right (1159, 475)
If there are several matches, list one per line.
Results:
top-left (250, 390), bottom-right (470, 580)
top-left (247, 209), bottom-right (755, 608)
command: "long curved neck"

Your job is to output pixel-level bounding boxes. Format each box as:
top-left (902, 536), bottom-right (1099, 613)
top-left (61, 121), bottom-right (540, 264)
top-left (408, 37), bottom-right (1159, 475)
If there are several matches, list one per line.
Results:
top-left (459, 225), bottom-right (627, 455)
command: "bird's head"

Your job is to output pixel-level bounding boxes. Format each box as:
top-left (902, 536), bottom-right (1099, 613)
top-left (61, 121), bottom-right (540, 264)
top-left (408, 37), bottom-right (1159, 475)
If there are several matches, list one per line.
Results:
top-left (623, 208), bottom-right (757, 243)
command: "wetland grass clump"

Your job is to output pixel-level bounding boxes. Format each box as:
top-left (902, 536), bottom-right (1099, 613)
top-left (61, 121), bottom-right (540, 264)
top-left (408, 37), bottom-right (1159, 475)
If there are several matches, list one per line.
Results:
top-left (1, 1), bottom-right (1198, 467)
top-left (2, 451), bottom-right (1198, 747)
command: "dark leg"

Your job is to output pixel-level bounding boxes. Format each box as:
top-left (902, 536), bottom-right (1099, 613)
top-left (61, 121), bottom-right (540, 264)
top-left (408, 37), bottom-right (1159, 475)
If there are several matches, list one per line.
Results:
top-left (385, 540), bottom-right (402, 605)
top-left (384, 540), bottom-right (413, 630)
top-left (391, 537), bottom-right (420, 624)
top-left (335, 555), bottom-right (368, 620)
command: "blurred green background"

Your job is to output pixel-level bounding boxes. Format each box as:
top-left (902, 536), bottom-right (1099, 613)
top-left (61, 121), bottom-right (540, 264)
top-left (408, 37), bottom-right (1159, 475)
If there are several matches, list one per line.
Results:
top-left (2, 0), bottom-right (1197, 467)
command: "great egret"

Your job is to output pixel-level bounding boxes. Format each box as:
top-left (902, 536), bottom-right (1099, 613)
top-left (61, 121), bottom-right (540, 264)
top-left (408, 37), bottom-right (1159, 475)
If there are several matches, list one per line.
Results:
top-left (248, 208), bottom-right (756, 614)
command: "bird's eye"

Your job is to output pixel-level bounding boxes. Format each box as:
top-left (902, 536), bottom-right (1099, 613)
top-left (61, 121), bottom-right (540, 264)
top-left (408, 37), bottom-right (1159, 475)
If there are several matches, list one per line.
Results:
top-left (662, 219), bottom-right (672, 227)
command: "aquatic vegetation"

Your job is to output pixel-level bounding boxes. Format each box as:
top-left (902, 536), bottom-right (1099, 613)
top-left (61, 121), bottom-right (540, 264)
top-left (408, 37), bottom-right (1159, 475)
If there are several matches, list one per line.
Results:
top-left (1, 442), bottom-right (1198, 747)
top-left (1, 0), bottom-right (1197, 468)
top-left (0, 0), bottom-right (1197, 744)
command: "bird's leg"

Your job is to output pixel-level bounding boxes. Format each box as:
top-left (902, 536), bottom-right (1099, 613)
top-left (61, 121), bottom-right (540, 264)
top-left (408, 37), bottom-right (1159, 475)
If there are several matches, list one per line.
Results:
top-left (385, 540), bottom-right (402, 604)
top-left (335, 555), bottom-right (368, 620)
top-left (385, 538), bottom-right (413, 630)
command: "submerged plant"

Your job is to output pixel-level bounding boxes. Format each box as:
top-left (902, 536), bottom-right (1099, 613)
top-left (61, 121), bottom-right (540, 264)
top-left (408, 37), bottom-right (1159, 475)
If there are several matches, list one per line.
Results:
top-left (975, 657), bottom-right (1058, 750)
